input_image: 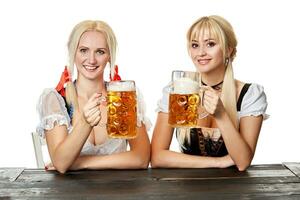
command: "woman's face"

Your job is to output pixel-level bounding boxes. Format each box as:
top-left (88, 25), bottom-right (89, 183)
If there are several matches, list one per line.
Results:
top-left (75, 31), bottom-right (110, 80)
top-left (189, 29), bottom-right (224, 74)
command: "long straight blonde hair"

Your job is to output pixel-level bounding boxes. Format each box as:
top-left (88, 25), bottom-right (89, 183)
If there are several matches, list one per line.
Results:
top-left (65, 20), bottom-right (117, 124)
top-left (178, 15), bottom-right (238, 145)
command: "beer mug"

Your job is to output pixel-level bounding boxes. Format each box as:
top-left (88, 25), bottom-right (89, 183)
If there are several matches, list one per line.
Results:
top-left (107, 80), bottom-right (137, 139)
top-left (168, 70), bottom-right (208, 128)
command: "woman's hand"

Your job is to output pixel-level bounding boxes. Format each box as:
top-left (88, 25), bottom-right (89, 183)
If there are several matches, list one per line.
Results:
top-left (217, 155), bottom-right (235, 168)
top-left (45, 162), bottom-right (56, 171)
top-left (83, 93), bottom-right (105, 127)
top-left (45, 157), bottom-right (87, 171)
top-left (202, 86), bottom-right (226, 118)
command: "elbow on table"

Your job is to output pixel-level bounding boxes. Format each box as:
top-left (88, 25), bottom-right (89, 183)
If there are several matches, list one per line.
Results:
top-left (136, 156), bottom-right (150, 169)
top-left (57, 168), bottom-right (67, 174)
top-left (236, 160), bottom-right (252, 172)
top-left (237, 164), bottom-right (249, 172)
top-left (234, 152), bottom-right (254, 171)
top-left (150, 152), bottom-right (164, 168)
top-left (134, 153), bottom-right (150, 169)
top-left (140, 161), bottom-right (150, 169)
top-left (53, 162), bottom-right (69, 174)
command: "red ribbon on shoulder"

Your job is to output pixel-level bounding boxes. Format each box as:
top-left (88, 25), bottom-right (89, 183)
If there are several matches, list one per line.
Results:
top-left (110, 65), bottom-right (121, 81)
top-left (55, 66), bottom-right (70, 97)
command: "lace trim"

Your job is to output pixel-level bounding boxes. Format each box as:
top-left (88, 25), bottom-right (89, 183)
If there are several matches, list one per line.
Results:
top-left (36, 114), bottom-right (71, 138)
top-left (239, 111), bottom-right (269, 120)
top-left (80, 138), bottom-right (127, 156)
top-left (136, 88), bottom-right (152, 131)
top-left (137, 114), bottom-right (152, 131)
top-left (155, 99), bottom-right (168, 113)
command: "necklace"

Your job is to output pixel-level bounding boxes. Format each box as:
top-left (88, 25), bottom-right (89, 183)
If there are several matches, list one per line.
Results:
top-left (201, 80), bottom-right (223, 90)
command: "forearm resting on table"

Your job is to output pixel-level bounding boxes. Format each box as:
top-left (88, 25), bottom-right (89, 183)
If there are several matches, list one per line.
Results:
top-left (215, 112), bottom-right (260, 171)
top-left (151, 149), bottom-right (233, 168)
top-left (70, 150), bottom-right (150, 170)
top-left (48, 117), bottom-right (92, 173)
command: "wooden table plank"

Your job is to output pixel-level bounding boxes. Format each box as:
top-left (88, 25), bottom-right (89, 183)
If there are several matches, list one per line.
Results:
top-left (149, 165), bottom-right (295, 180)
top-left (284, 162), bottom-right (300, 178)
top-left (1, 181), bottom-right (300, 199)
top-left (15, 166), bottom-right (299, 184)
top-left (0, 168), bottom-right (24, 182)
top-left (1, 164), bottom-right (300, 199)
top-left (16, 169), bottom-right (152, 183)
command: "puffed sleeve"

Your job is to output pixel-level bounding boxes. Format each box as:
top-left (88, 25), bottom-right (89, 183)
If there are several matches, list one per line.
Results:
top-left (156, 82), bottom-right (172, 113)
top-left (136, 88), bottom-right (152, 131)
top-left (36, 88), bottom-right (71, 138)
top-left (239, 83), bottom-right (269, 120)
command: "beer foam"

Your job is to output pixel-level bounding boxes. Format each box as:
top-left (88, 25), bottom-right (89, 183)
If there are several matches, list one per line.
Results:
top-left (107, 81), bottom-right (135, 91)
top-left (173, 77), bottom-right (199, 94)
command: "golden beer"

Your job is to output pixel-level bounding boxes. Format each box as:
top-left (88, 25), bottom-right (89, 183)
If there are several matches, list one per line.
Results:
top-left (169, 93), bottom-right (200, 127)
top-left (168, 71), bottom-right (203, 128)
top-left (107, 81), bottom-right (137, 139)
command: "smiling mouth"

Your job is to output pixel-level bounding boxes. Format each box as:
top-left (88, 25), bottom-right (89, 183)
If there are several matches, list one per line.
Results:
top-left (84, 65), bottom-right (99, 72)
top-left (197, 59), bottom-right (211, 65)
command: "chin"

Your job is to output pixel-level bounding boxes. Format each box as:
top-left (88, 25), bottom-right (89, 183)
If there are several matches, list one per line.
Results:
top-left (196, 66), bottom-right (211, 74)
top-left (79, 72), bottom-right (98, 80)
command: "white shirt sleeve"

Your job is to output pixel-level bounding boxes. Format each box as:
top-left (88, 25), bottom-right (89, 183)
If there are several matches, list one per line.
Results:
top-left (238, 83), bottom-right (269, 120)
top-left (156, 82), bottom-right (172, 113)
top-left (36, 88), bottom-right (71, 138)
top-left (136, 87), bottom-right (152, 131)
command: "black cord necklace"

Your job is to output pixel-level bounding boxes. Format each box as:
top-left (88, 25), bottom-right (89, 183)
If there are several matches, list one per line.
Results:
top-left (201, 80), bottom-right (223, 90)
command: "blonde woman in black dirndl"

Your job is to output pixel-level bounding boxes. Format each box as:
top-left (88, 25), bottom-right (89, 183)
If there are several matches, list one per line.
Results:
top-left (151, 15), bottom-right (268, 171)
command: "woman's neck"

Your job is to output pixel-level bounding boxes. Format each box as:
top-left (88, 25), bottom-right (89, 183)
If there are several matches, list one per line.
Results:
top-left (200, 65), bottom-right (225, 86)
top-left (76, 76), bottom-right (106, 100)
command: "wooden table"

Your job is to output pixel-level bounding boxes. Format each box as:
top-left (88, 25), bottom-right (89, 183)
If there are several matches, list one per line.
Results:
top-left (1, 163), bottom-right (300, 199)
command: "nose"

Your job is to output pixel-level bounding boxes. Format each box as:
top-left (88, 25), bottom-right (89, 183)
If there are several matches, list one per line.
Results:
top-left (88, 52), bottom-right (97, 64)
top-left (198, 46), bottom-right (207, 56)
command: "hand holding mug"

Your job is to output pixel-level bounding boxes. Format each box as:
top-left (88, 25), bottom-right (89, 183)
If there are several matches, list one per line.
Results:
top-left (83, 93), bottom-right (106, 127)
top-left (201, 86), bottom-right (225, 117)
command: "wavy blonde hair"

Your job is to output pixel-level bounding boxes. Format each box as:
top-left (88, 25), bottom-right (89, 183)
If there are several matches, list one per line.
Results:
top-left (65, 20), bottom-right (117, 124)
top-left (178, 15), bottom-right (238, 145)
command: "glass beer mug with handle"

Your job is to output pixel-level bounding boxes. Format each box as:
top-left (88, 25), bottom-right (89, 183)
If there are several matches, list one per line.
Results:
top-left (107, 80), bottom-right (137, 139)
top-left (168, 70), bottom-right (209, 128)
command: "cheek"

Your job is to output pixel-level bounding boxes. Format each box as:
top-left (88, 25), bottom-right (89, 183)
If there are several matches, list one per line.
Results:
top-left (210, 49), bottom-right (223, 61)
top-left (216, 52), bottom-right (224, 63)
top-left (98, 55), bottom-right (110, 64)
top-left (189, 49), bottom-right (197, 58)
top-left (75, 53), bottom-right (85, 64)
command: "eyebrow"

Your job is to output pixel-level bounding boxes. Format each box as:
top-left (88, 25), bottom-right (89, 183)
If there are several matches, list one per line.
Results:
top-left (191, 39), bottom-right (215, 42)
top-left (78, 46), bottom-right (108, 51)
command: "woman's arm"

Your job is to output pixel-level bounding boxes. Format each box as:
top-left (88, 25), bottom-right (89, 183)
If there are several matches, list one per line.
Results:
top-left (69, 124), bottom-right (150, 170)
top-left (45, 93), bottom-right (102, 174)
top-left (204, 87), bottom-right (263, 171)
top-left (151, 113), bottom-right (231, 168)
top-left (215, 112), bottom-right (263, 171)
top-left (45, 114), bottom-right (92, 173)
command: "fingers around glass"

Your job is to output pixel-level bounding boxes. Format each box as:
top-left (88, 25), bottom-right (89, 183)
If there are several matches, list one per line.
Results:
top-left (86, 110), bottom-right (101, 126)
top-left (97, 96), bottom-right (106, 105)
top-left (198, 86), bottom-right (209, 119)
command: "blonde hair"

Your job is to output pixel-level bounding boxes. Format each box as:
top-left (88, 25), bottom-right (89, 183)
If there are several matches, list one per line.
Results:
top-left (178, 15), bottom-right (238, 145)
top-left (65, 20), bottom-right (117, 124)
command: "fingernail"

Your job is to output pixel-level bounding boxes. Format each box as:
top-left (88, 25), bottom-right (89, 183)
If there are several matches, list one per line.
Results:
top-left (99, 96), bottom-right (106, 102)
top-left (44, 166), bottom-right (48, 170)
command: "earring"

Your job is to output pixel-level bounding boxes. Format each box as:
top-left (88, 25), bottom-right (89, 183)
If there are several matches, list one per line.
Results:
top-left (225, 58), bottom-right (230, 66)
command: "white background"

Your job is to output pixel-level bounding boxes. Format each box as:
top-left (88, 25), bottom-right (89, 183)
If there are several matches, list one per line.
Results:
top-left (0, 0), bottom-right (299, 167)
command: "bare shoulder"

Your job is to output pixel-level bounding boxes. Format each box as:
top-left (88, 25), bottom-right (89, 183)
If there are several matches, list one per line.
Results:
top-left (235, 79), bottom-right (246, 99)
